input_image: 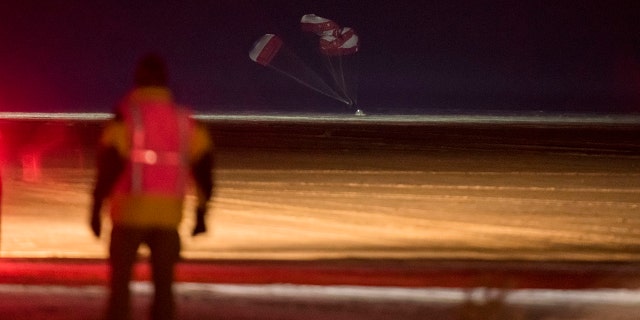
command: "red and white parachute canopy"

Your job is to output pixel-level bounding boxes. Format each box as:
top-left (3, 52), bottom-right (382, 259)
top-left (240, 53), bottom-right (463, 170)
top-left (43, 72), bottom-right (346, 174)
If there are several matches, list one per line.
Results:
top-left (300, 14), bottom-right (359, 56)
top-left (249, 34), bottom-right (283, 66)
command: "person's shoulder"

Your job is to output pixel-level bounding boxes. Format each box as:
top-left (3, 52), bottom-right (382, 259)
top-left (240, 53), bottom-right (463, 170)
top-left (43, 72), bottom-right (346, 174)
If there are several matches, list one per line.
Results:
top-left (101, 119), bottom-right (127, 145)
top-left (104, 118), bottom-right (125, 130)
top-left (192, 122), bottom-right (212, 141)
top-left (132, 87), bottom-right (173, 102)
top-left (190, 121), bottom-right (213, 153)
top-left (117, 87), bottom-right (174, 109)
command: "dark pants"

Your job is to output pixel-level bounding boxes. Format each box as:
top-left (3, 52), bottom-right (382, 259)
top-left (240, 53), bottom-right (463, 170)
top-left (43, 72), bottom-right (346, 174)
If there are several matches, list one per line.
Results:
top-left (106, 226), bottom-right (181, 320)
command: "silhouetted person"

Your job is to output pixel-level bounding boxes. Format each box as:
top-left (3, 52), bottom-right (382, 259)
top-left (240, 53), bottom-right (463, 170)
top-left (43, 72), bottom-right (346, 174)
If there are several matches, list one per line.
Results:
top-left (90, 53), bottom-right (214, 320)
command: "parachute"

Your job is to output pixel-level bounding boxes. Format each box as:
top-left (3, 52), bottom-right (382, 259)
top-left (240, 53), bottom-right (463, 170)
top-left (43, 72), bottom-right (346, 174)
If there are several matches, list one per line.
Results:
top-left (249, 34), bottom-right (349, 104)
top-left (249, 14), bottom-right (360, 112)
top-left (301, 14), bottom-right (359, 108)
top-left (300, 14), bottom-right (359, 56)
top-left (249, 34), bottom-right (283, 66)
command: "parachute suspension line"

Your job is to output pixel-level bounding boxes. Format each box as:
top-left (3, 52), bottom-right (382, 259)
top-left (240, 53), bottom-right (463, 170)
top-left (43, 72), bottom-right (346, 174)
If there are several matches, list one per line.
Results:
top-left (299, 14), bottom-right (359, 108)
top-left (249, 33), bottom-right (351, 105)
top-left (335, 57), bottom-right (351, 105)
top-left (325, 57), bottom-right (342, 101)
top-left (325, 56), bottom-right (353, 106)
top-left (350, 68), bottom-right (359, 106)
top-left (268, 64), bottom-right (350, 105)
top-left (336, 57), bottom-right (346, 97)
top-left (340, 57), bottom-right (358, 106)
top-left (250, 14), bottom-right (360, 108)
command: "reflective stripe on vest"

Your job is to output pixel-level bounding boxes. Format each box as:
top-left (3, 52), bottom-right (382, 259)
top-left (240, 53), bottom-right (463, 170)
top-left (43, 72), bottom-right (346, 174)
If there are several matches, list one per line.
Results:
top-left (128, 103), bottom-right (190, 196)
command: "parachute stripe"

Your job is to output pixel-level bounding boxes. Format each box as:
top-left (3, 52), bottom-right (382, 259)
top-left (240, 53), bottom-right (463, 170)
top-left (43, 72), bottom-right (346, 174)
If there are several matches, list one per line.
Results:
top-left (249, 34), bottom-right (283, 66)
top-left (300, 14), bottom-right (340, 34)
top-left (301, 14), bottom-right (359, 56)
top-left (320, 27), bottom-right (359, 56)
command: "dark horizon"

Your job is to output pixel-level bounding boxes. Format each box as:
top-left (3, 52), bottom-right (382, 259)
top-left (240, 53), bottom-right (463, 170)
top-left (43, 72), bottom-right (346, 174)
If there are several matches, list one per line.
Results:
top-left (1, 1), bottom-right (639, 115)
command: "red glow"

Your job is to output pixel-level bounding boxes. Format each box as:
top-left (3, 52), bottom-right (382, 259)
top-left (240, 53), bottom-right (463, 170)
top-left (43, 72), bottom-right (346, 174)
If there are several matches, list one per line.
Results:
top-left (0, 130), bottom-right (5, 170)
top-left (20, 153), bottom-right (42, 182)
top-left (18, 122), bottom-right (71, 182)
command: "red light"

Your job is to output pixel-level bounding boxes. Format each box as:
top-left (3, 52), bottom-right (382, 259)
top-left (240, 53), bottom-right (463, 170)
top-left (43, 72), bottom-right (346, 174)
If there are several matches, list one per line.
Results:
top-left (21, 152), bottom-right (42, 182)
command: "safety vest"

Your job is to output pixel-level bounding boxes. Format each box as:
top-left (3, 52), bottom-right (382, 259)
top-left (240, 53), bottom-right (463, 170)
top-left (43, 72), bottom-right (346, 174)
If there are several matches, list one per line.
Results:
top-left (114, 102), bottom-right (192, 198)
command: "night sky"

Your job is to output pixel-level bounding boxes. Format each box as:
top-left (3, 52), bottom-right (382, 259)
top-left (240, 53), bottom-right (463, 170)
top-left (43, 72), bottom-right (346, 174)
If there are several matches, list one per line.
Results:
top-left (1, 1), bottom-right (639, 115)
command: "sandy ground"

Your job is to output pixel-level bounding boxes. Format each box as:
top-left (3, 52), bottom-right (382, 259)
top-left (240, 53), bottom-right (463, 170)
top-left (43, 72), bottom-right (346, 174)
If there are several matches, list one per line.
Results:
top-left (1, 146), bottom-right (640, 261)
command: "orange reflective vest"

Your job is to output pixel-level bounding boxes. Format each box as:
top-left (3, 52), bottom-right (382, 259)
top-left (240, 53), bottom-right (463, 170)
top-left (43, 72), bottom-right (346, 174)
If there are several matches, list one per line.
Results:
top-left (113, 102), bottom-right (193, 198)
top-left (99, 87), bottom-right (212, 228)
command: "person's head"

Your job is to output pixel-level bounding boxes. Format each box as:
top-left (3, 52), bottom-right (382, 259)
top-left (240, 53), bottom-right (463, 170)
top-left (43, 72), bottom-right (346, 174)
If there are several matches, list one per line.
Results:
top-left (133, 53), bottom-right (168, 87)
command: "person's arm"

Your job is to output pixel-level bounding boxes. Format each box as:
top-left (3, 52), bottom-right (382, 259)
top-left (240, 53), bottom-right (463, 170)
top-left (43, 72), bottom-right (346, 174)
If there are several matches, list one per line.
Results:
top-left (90, 123), bottom-right (127, 237)
top-left (190, 124), bottom-right (214, 236)
top-left (93, 146), bottom-right (126, 202)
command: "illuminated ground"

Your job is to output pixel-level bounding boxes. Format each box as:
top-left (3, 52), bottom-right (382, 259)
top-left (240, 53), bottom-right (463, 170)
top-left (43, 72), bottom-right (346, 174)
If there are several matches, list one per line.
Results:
top-left (1, 121), bottom-right (639, 260)
top-left (4, 162), bottom-right (640, 260)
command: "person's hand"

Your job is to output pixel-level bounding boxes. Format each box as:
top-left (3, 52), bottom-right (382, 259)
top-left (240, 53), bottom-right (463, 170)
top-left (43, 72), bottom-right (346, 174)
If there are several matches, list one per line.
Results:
top-left (192, 206), bottom-right (207, 236)
top-left (90, 201), bottom-right (102, 238)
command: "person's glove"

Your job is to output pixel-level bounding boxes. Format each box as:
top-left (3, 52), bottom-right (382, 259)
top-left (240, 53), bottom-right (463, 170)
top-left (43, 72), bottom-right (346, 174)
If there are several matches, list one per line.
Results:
top-left (90, 200), bottom-right (102, 238)
top-left (192, 205), bottom-right (207, 236)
